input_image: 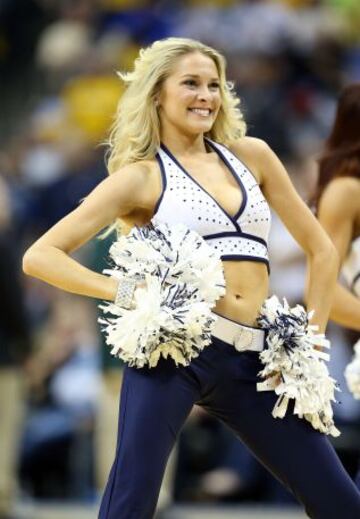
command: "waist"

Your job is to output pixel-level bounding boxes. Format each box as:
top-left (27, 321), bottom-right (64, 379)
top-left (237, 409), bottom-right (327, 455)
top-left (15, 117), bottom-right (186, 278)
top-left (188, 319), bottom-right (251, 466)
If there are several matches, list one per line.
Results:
top-left (215, 261), bottom-right (269, 324)
top-left (211, 312), bottom-right (266, 353)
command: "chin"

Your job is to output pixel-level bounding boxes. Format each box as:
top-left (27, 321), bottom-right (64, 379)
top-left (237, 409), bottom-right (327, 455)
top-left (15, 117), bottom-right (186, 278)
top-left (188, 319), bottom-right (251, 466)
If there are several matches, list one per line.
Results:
top-left (187, 121), bottom-right (214, 134)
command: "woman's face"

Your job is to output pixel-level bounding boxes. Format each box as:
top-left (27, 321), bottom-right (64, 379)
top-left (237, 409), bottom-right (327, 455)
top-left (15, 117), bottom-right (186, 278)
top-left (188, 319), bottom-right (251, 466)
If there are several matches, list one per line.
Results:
top-left (158, 52), bottom-right (222, 138)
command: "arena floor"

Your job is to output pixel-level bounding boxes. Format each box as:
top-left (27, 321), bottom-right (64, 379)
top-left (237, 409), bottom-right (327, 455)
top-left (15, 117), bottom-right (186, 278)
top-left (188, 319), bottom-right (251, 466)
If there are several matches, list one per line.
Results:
top-left (15, 502), bottom-right (306, 519)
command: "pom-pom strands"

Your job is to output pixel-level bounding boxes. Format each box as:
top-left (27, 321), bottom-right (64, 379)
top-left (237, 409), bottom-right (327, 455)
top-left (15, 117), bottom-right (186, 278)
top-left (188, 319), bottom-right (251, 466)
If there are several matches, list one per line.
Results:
top-left (344, 339), bottom-right (360, 399)
top-left (257, 296), bottom-right (340, 437)
top-left (98, 220), bottom-right (225, 368)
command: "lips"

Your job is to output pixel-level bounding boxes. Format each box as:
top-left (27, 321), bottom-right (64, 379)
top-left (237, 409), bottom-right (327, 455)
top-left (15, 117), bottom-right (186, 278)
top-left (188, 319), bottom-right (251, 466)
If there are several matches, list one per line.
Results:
top-left (188, 108), bottom-right (212, 117)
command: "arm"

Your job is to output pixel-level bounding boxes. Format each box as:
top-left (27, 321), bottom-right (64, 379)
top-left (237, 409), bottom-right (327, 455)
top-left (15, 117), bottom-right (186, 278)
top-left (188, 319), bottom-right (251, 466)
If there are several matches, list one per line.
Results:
top-left (22, 163), bottom-right (154, 302)
top-left (317, 177), bottom-right (360, 331)
top-left (243, 138), bottom-right (338, 333)
top-left (330, 284), bottom-right (360, 331)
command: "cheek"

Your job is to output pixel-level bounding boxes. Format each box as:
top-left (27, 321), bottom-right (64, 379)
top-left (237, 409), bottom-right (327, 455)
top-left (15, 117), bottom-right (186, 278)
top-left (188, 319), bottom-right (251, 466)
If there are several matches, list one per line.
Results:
top-left (179, 90), bottom-right (196, 106)
top-left (213, 92), bottom-right (222, 106)
top-left (162, 89), bottom-right (194, 113)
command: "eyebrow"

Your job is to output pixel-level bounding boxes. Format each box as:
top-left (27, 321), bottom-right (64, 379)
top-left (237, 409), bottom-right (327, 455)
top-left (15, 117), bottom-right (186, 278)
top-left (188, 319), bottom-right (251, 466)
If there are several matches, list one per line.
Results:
top-left (180, 74), bottom-right (220, 81)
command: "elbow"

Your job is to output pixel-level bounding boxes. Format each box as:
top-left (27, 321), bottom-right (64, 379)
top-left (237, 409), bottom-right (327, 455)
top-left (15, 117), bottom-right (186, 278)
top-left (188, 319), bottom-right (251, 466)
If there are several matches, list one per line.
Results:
top-left (326, 241), bottom-right (340, 272)
top-left (314, 239), bottom-right (339, 274)
top-left (22, 248), bottom-right (34, 276)
top-left (22, 247), bottom-right (41, 277)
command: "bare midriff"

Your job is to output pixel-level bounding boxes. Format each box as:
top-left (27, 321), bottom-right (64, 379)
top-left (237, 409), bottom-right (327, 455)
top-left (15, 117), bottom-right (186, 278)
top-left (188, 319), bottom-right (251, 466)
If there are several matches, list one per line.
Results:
top-left (214, 260), bottom-right (269, 327)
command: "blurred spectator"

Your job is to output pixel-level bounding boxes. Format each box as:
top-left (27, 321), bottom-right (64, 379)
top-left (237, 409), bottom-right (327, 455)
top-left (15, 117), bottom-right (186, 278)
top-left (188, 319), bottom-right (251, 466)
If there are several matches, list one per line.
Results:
top-left (20, 294), bottom-right (101, 500)
top-left (61, 73), bottom-right (123, 144)
top-left (0, 176), bottom-right (32, 519)
top-left (173, 0), bottom-right (295, 54)
top-left (228, 51), bottom-right (291, 156)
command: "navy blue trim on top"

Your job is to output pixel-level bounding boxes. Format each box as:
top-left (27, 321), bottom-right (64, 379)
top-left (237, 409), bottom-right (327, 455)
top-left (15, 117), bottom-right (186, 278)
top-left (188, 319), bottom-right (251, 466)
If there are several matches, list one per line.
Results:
top-left (221, 254), bottom-right (270, 274)
top-left (153, 153), bottom-right (167, 216)
top-left (203, 230), bottom-right (267, 248)
top-left (207, 138), bottom-right (261, 187)
top-left (160, 143), bottom-right (242, 232)
top-left (351, 272), bottom-right (360, 292)
top-left (205, 138), bottom-right (247, 222)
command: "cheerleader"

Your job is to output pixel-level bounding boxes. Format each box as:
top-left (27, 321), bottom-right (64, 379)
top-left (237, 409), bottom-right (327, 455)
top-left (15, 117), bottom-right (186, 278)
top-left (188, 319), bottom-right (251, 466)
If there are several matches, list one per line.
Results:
top-left (315, 83), bottom-right (360, 413)
top-left (23, 38), bottom-right (360, 518)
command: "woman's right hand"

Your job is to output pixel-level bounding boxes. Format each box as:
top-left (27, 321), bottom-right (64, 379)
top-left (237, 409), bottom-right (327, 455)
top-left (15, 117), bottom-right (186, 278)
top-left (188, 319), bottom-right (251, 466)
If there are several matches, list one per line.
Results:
top-left (113, 276), bottom-right (148, 309)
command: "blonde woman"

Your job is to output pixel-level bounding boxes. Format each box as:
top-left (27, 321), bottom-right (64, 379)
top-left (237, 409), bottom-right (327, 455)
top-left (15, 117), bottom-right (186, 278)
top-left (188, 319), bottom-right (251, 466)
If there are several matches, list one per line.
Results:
top-left (23, 38), bottom-right (360, 518)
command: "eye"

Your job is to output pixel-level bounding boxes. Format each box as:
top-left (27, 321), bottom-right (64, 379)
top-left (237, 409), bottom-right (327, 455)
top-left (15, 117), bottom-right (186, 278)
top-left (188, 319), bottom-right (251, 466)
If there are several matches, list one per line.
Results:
top-left (209, 82), bottom-right (220, 90)
top-left (183, 79), bottom-right (197, 87)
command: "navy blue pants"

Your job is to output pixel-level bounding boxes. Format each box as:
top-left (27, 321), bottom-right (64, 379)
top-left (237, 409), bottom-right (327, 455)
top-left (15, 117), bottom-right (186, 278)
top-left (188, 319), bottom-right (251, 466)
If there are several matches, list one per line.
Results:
top-left (99, 336), bottom-right (360, 518)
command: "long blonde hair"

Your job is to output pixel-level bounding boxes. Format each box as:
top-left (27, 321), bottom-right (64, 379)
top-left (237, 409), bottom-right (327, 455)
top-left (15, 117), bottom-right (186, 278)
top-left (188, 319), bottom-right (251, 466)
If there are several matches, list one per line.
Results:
top-left (106, 37), bottom-right (247, 174)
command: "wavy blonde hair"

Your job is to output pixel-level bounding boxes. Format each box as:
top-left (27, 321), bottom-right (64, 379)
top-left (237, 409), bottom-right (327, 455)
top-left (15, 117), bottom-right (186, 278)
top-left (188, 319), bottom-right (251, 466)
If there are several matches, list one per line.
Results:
top-left (102, 38), bottom-right (247, 236)
top-left (106, 37), bottom-right (247, 174)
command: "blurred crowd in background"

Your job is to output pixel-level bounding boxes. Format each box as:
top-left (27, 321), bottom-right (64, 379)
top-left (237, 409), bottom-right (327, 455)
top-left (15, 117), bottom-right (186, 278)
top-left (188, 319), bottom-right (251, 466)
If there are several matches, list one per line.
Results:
top-left (1, 0), bottom-right (360, 517)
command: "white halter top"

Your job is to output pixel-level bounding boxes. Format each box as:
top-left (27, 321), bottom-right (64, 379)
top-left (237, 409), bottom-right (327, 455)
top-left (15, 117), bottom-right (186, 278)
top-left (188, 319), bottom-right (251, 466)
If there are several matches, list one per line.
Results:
top-left (154, 139), bottom-right (271, 271)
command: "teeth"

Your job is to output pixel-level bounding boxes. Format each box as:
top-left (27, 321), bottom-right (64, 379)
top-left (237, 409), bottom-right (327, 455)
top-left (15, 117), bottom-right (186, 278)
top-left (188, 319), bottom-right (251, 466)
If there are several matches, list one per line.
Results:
top-left (190, 108), bottom-right (211, 116)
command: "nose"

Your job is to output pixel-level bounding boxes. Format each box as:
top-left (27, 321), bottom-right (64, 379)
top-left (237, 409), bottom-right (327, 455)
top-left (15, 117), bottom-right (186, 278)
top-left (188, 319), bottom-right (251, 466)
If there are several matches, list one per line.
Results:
top-left (197, 85), bottom-right (212, 101)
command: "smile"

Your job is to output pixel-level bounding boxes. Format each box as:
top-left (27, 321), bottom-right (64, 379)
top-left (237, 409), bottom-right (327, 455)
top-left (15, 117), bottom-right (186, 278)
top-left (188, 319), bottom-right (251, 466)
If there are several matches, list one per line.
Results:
top-left (188, 108), bottom-right (212, 117)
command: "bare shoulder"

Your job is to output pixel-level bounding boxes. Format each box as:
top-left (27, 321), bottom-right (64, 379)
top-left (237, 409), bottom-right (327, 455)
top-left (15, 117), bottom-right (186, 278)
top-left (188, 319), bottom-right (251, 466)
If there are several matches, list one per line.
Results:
top-left (103, 159), bottom-right (159, 213)
top-left (229, 137), bottom-right (271, 184)
top-left (323, 176), bottom-right (360, 196)
top-left (110, 160), bottom-right (154, 190)
top-left (231, 136), bottom-right (269, 155)
top-left (320, 176), bottom-right (360, 215)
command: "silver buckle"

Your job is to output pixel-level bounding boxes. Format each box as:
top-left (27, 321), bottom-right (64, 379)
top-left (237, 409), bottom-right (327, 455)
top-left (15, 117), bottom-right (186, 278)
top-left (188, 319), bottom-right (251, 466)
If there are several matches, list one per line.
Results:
top-left (233, 327), bottom-right (255, 352)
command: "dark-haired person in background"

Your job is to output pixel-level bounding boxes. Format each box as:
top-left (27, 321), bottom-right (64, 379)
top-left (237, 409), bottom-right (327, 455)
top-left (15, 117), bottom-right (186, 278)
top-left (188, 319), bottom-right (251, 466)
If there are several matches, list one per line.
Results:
top-left (314, 83), bottom-right (360, 489)
top-left (315, 83), bottom-right (360, 334)
top-left (0, 176), bottom-right (32, 519)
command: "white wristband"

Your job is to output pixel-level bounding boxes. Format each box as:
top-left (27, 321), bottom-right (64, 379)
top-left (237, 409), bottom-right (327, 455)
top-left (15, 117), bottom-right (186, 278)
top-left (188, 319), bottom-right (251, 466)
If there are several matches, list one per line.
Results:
top-left (115, 277), bottom-right (136, 309)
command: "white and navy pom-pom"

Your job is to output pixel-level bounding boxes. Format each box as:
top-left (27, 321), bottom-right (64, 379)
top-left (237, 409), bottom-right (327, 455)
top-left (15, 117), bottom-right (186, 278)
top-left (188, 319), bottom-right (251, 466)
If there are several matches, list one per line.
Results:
top-left (344, 339), bottom-right (360, 399)
top-left (99, 220), bottom-right (225, 368)
top-left (257, 295), bottom-right (340, 437)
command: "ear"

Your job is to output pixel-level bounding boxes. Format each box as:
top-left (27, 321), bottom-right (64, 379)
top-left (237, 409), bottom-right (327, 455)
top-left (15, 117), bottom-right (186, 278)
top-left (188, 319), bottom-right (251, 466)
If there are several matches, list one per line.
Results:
top-left (154, 96), bottom-right (162, 111)
top-left (154, 86), bottom-right (163, 108)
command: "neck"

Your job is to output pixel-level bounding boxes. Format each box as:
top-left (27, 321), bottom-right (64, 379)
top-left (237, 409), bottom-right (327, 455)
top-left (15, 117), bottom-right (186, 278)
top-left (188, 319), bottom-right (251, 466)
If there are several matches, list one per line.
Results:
top-left (160, 130), bottom-right (208, 157)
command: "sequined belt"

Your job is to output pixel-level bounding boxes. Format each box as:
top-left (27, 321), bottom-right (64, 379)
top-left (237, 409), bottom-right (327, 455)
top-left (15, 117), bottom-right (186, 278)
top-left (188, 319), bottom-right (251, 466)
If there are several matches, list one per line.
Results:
top-left (211, 313), bottom-right (265, 353)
